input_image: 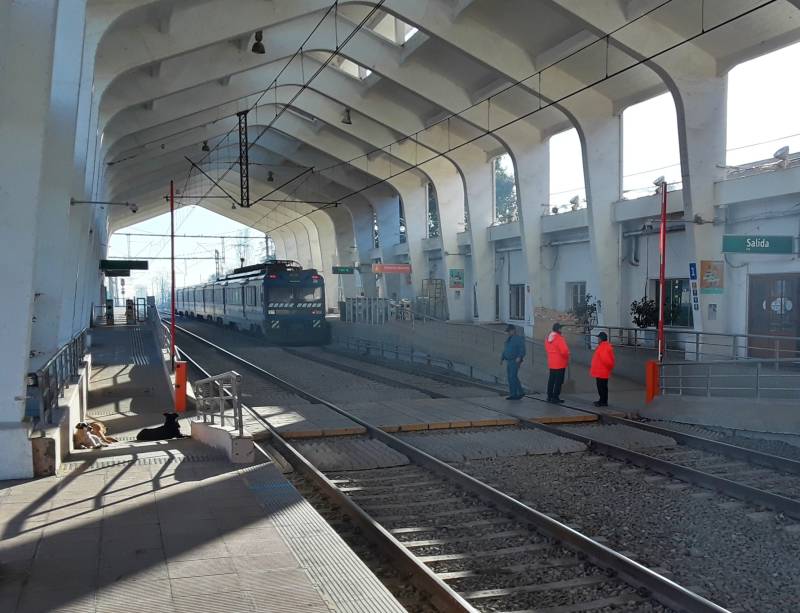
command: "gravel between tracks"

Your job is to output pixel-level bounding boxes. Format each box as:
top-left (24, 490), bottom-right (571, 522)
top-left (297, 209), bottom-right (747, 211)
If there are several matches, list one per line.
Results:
top-left (459, 452), bottom-right (800, 613)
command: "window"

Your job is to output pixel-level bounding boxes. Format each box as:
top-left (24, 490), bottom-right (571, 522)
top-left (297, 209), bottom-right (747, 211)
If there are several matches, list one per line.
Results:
top-left (399, 198), bottom-right (407, 243)
top-left (372, 207), bottom-right (380, 248)
top-left (426, 182), bottom-right (440, 238)
top-left (727, 42), bottom-right (800, 166)
top-left (296, 287), bottom-right (323, 301)
top-left (549, 128), bottom-right (586, 213)
top-left (654, 278), bottom-right (693, 327)
top-left (493, 154), bottom-right (518, 224)
top-left (246, 286), bottom-right (257, 307)
top-left (227, 287), bottom-right (242, 306)
top-left (566, 281), bottom-right (587, 313)
top-left (509, 284), bottom-right (525, 321)
top-left (622, 94), bottom-right (680, 198)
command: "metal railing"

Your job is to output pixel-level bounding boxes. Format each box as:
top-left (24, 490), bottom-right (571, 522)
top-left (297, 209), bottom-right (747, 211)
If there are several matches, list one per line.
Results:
top-left (660, 358), bottom-right (800, 399)
top-left (148, 305), bottom-right (171, 357)
top-left (559, 323), bottom-right (800, 362)
top-left (27, 328), bottom-right (89, 425)
top-left (334, 335), bottom-right (502, 384)
top-left (193, 370), bottom-right (244, 437)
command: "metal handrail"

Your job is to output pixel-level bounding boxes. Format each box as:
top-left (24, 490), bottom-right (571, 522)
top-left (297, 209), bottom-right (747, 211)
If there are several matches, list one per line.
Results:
top-left (27, 328), bottom-right (88, 425)
top-left (559, 323), bottom-right (800, 361)
top-left (659, 358), bottom-right (800, 399)
top-left (333, 334), bottom-right (504, 385)
top-left (193, 370), bottom-right (244, 438)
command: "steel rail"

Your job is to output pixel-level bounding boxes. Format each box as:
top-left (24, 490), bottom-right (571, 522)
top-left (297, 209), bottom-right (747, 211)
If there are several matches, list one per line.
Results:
top-left (171, 322), bottom-right (729, 613)
top-left (329, 343), bottom-right (800, 475)
top-left (172, 343), bottom-right (477, 613)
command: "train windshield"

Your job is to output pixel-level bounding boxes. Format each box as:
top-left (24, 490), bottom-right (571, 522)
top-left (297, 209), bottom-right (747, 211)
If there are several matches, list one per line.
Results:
top-left (269, 287), bottom-right (322, 302)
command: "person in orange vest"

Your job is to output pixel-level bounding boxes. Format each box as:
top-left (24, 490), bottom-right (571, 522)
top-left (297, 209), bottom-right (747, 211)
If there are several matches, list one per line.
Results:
top-left (590, 331), bottom-right (615, 407)
top-left (545, 323), bottom-right (570, 403)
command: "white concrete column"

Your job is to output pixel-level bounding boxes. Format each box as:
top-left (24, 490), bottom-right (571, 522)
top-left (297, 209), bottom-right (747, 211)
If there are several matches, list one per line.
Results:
top-left (501, 131), bottom-right (551, 335)
top-left (450, 149), bottom-right (495, 322)
top-left (564, 100), bottom-right (624, 326)
top-left (666, 62), bottom-right (728, 333)
top-left (0, 0), bottom-right (62, 478)
top-left (31, 2), bottom-right (89, 362)
top-left (394, 177), bottom-right (429, 304)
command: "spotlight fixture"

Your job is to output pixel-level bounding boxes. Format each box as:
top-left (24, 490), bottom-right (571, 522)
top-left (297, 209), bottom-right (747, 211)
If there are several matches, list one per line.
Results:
top-left (251, 30), bottom-right (266, 55)
top-left (569, 195), bottom-right (580, 210)
top-left (652, 175), bottom-right (665, 186)
top-left (774, 145), bottom-right (790, 160)
top-left (341, 108), bottom-right (352, 125)
top-left (267, 171), bottom-right (274, 182)
top-left (201, 140), bottom-right (210, 152)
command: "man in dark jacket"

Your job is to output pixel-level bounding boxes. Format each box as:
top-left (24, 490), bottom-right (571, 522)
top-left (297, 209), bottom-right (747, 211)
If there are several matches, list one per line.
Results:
top-left (501, 324), bottom-right (526, 400)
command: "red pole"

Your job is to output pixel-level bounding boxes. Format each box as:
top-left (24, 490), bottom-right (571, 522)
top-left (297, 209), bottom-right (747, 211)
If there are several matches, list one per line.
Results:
top-left (170, 180), bottom-right (176, 371)
top-left (657, 181), bottom-right (668, 363)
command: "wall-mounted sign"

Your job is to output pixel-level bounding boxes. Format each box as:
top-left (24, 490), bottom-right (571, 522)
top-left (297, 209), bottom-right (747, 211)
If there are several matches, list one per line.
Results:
top-left (722, 235), bottom-right (794, 254)
top-left (372, 263), bottom-right (412, 274)
top-left (331, 266), bottom-right (355, 274)
top-left (448, 268), bottom-right (465, 289)
top-left (100, 259), bottom-right (149, 271)
top-left (688, 262), bottom-right (700, 311)
top-left (699, 260), bottom-right (724, 294)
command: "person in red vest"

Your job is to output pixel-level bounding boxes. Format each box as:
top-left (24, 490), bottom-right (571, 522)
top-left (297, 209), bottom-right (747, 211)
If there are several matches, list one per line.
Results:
top-left (590, 331), bottom-right (615, 407)
top-left (545, 323), bottom-right (570, 403)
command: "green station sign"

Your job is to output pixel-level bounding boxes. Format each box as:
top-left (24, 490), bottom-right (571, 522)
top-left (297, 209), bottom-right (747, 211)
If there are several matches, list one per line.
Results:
top-left (332, 266), bottom-right (355, 274)
top-left (722, 235), bottom-right (794, 254)
top-left (100, 259), bottom-right (149, 271)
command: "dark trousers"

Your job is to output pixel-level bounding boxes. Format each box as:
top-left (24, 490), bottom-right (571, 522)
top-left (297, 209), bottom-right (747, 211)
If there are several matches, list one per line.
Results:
top-left (547, 368), bottom-right (565, 400)
top-left (506, 360), bottom-right (524, 398)
top-left (596, 378), bottom-right (609, 405)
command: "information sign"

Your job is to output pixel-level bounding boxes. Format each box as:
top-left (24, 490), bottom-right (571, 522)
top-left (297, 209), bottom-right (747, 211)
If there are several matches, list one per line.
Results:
top-left (722, 235), bottom-right (794, 254)
top-left (332, 266), bottom-right (355, 274)
top-left (448, 269), bottom-right (465, 289)
top-left (688, 262), bottom-right (700, 312)
top-left (372, 263), bottom-right (412, 274)
top-left (104, 270), bottom-right (130, 277)
top-left (100, 259), bottom-right (149, 271)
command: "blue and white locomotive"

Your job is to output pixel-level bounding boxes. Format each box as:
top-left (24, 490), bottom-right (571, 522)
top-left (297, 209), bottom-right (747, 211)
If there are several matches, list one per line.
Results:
top-left (176, 260), bottom-right (330, 345)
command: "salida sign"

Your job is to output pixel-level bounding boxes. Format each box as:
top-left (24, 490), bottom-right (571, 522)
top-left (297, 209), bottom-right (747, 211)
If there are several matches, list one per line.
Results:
top-left (722, 235), bottom-right (794, 254)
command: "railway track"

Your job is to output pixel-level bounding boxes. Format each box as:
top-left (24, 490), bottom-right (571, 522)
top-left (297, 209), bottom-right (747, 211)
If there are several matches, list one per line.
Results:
top-left (171, 321), bottom-right (725, 613)
top-left (319, 340), bottom-right (800, 521)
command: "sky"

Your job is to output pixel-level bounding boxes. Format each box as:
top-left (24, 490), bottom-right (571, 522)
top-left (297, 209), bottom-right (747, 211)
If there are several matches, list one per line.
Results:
top-left (109, 41), bottom-right (800, 294)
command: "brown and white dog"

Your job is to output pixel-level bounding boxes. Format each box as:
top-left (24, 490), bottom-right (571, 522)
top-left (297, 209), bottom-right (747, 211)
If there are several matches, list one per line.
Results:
top-left (88, 420), bottom-right (118, 444)
top-left (73, 422), bottom-right (105, 449)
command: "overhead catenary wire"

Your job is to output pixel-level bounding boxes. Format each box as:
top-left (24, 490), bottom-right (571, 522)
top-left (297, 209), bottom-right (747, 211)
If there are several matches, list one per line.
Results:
top-left (293, 0), bottom-right (779, 214)
top-left (256, 0), bottom-right (778, 236)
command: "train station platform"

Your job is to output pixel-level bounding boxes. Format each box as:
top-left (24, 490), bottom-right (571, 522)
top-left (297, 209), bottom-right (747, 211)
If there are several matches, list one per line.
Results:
top-left (1, 323), bottom-right (405, 613)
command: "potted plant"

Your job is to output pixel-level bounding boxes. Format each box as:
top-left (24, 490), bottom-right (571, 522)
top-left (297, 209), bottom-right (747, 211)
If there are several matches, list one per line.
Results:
top-left (570, 294), bottom-right (598, 348)
top-left (630, 297), bottom-right (658, 347)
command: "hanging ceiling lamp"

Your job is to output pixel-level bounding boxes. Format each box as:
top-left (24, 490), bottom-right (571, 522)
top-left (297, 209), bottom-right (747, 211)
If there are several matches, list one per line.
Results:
top-left (341, 108), bottom-right (352, 125)
top-left (201, 140), bottom-right (210, 152)
top-left (267, 171), bottom-right (275, 182)
top-left (251, 30), bottom-right (266, 55)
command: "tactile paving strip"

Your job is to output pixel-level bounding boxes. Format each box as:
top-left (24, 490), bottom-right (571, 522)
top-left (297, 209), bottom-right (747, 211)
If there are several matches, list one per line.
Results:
top-left (243, 463), bottom-right (406, 613)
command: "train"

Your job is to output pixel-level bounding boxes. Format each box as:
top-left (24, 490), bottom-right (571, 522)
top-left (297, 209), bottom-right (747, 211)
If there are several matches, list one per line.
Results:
top-left (176, 260), bottom-right (330, 345)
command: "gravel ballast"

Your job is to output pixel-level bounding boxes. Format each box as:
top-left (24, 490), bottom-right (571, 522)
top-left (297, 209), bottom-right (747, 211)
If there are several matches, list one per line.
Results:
top-left (459, 452), bottom-right (800, 612)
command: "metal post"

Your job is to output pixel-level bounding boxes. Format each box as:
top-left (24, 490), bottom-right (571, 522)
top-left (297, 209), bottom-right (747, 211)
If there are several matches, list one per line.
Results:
top-left (706, 364), bottom-right (711, 397)
top-left (755, 361), bottom-right (761, 399)
top-left (237, 110), bottom-right (250, 208)
top-left (657, 180), bottom-right (667, 363)
top-left (170, 180), bottom-right (176, 371)
top-left (695, 333), bottom-right (700, 362)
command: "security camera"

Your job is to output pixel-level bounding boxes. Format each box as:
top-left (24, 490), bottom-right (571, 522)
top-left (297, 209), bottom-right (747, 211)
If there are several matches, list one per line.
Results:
top-left (652, 176), bottom-right (665, 186)
top-left (128, 202), bottom-right (138, 214)
top-left (569, 195), bottom-right (580, 206)
top-left (774, 146), bottom-right (790, 160)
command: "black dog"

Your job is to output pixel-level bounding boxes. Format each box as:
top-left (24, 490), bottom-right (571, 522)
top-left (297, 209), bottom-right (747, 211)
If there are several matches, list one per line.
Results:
top-left (136, 412), bottom-right (186, 441)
